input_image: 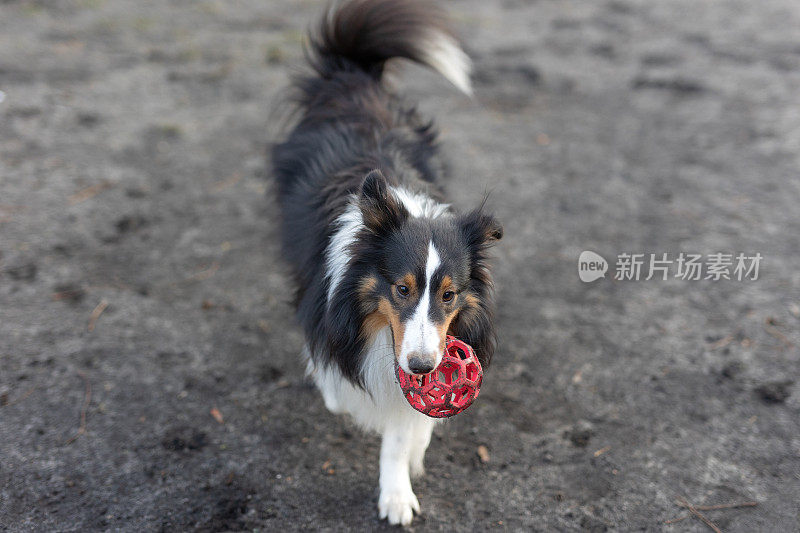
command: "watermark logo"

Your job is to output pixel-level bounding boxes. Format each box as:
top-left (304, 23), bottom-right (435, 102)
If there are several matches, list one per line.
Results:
top-left (579, 251), bottom-right (762, 282)
top-left (578, 251), bottom-right (609, 282)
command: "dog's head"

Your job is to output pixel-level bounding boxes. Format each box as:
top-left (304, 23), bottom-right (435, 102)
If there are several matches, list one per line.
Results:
top-left (325, 170), bottom-right (502, 380)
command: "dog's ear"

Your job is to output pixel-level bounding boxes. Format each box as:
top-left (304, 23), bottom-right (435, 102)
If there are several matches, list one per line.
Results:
top-left (459, 207), bottom-right (503, 247)
top-left (449, 302), bottom-right (496, 369)
top-left (359, 169), bottom-right (408, 233)
top-left (452, 206), bottom-right (502, 369)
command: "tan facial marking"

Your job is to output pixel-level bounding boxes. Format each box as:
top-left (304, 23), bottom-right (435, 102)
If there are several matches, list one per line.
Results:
top-left (446, 293), bottom-right (481, 336)
top-left (377, 297), bottom-right (405, 358)
top-left (362, 310), bottom-right (388, 340)
top-left (359, 275), bottom-right (378, 295)
top-left (436, 309), bottom-right (459, 352)
top-left (357, 275), bottom-right (379, 314)
top-left (426, 277), bottom-right (466, 354)
top-left (437, 275), bottom-right (453, 297)
top-left (398, 273), bottom-right (417, 295)
top-left (462, 293), bottom-right (480, 309)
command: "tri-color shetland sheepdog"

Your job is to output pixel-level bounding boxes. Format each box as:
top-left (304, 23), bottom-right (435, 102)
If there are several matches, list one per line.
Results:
top-left (272, 0), bottom-right (502, 526)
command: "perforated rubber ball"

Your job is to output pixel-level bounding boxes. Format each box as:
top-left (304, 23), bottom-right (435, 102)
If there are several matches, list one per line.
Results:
top-left (396, 336), bottom-right (483, 418)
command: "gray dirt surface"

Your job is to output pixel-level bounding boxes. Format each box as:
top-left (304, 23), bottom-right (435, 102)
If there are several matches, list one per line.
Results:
top-left (1, 0), bottom-right (799, 531)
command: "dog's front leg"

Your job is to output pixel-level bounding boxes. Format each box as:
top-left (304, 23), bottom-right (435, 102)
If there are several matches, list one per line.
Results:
top-left (409, 417), bottom-right (434, 478)
top-left (378, 420), bottom-right (420, 526)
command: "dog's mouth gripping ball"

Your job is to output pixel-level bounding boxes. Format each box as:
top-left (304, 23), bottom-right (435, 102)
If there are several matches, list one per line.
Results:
top-left (395, 336), bottom-right (483, 418)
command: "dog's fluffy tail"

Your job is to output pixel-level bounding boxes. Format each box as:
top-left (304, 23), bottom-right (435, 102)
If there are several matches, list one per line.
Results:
top-left (307, 0), bottom-right (472, 95)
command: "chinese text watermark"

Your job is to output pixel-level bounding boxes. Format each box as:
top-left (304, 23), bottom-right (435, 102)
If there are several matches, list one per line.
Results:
top-left (579, 251), bottom-right (762, 282)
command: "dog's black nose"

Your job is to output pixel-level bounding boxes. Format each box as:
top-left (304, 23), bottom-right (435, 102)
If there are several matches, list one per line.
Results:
top-left (408, 355), bottom-right (436, 375)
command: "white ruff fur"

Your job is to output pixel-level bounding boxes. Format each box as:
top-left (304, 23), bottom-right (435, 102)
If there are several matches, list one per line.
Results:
top-left (306, 327), bottom-right (429, 432)
top-left (324, 199), bottom-right (362, 303)
top-left (317, 187), bottom-right (447, 525)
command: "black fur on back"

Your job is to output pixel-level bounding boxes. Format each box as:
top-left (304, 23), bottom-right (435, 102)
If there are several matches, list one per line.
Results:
top-left (271, 0), bottom-right (501, 386)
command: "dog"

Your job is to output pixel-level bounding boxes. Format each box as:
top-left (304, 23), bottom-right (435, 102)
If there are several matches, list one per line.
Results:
top-left (272, 0), bottom-right (502, 525)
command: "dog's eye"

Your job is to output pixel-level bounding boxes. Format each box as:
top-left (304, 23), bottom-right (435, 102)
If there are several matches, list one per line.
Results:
top-left (442, 290), bottom-right (455, 302)
top-left (396, 285), bottom-right (410, 297)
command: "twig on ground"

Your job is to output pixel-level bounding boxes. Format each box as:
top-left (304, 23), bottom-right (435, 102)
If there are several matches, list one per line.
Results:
top-left (764, 317), bottom-right (793, 349)
top-left (593, 445), bottom-right (611, 457)
top-left (65, 372), bottom-right (92, 445)
top-left (68, 181), bottom-right (112, 205)
top-left (678, 501), bottom-right (758, 512)
top-left (184, 262), bottom-right (220, 282)
top-left (88, 299), bottom-right (109, 332)
top-left (709, 335), bottom-right (733, 350)
top-left (666, 501), bottom-right (758, 525)
top-left (675, 497), bottom-right (721, 533)
top-left (1, 385), bottom-right (36, 407)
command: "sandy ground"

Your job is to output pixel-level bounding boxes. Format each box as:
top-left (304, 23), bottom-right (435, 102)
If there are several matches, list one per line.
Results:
top-left (2, 0), bottom-right (800, 531)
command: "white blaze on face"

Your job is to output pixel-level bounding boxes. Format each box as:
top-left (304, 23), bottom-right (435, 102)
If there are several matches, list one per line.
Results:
top-left (399, 241), bottom-right (443, 374)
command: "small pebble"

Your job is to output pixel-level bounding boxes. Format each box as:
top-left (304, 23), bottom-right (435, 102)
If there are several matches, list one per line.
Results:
top-left (477, 445), bottom-right (490, 463)
top-left (755, 381), bottom-right (793, 404)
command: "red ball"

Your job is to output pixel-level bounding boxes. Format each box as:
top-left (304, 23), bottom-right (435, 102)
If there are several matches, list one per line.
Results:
top-left (396, 336), bottom-right (483, 418)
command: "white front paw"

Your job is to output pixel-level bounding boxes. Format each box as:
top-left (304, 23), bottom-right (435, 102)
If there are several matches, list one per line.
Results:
top-left (378, 487), bottom-right (420, 526)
